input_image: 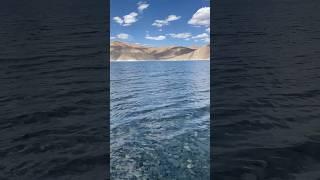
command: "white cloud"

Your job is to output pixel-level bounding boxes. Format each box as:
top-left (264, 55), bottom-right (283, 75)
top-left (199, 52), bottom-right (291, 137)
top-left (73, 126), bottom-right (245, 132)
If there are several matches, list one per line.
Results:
top-left (137, 1), bottom-right (149, 13)
top-left (110, 36), bottom-right (116, 40)
top-left (123, 12), bottom-right (138, 26)
top-left (168, 33), bottom-right (192, 39)
top-left (152, 15), bottom-right (181, 28)
top-left (152, 20), bottom-right (168, 27)
top-left (113, 12), bottom-right (138, 26)
top-left (113, 17), bottom-right (123, 25)
top-left (167, 15), bottom-right (180, 21)
top-left (192, 33), bottom-right (209, 39)
top-left (206, 27), bottom-right (210, 33)
top-left (188, 7), bottom-right (210, 27)
top-left (117, 33), bottom-right (129, 39)
top-left (192, 33), bottom-right (209, 42)
top-left (145, 34), bottom-right (166, 40)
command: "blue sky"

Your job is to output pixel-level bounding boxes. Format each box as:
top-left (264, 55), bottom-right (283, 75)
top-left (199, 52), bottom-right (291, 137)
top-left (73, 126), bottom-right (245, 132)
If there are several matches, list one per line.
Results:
top-left (110, 0), bottom-right (210, 47)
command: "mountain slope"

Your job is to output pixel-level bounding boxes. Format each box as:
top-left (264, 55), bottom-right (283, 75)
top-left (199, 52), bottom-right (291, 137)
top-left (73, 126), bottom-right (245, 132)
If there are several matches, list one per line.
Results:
top-left (110, 41), bottom-right (210, 61)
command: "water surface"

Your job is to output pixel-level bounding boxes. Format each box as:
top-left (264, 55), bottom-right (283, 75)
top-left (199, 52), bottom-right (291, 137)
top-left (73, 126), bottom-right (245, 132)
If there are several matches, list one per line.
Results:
top-left (0, 0), bottom-right (108, 179)
top-left (213, 0), bottom-right (320, 179)
top-left (111, 61), bottom-right (210, 179)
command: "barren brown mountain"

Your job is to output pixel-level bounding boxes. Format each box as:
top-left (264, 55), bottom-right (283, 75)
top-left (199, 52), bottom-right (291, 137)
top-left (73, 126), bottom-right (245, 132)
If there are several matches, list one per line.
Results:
top-left (110, 41), bottom-right (210, 61)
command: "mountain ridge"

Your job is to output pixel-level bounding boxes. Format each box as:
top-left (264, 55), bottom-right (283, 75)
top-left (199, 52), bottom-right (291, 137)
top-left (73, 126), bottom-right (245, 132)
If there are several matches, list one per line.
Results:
top-left (110, 41), bottom-right (210, 61)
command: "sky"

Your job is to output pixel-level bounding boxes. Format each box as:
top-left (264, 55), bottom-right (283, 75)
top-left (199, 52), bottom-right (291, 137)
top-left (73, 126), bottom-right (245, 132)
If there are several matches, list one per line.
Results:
top-left (110, 0), bottom-right (210, 47)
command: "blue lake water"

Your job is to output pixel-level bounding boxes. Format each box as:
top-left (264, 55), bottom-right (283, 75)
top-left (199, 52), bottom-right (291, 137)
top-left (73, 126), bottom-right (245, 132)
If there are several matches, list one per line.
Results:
top-left (110, 61), bottom-right (210, 179)
top-left (213, 0), bottom-right (320, 179)
top-left (0, 0), bottom-right (107, 179)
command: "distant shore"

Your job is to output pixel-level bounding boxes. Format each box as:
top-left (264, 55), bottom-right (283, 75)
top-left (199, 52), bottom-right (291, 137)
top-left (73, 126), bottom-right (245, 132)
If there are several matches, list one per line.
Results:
top-left (110, 41), bottom-right (210, 61)
top-left (110, 59), bottom-right (209, 62)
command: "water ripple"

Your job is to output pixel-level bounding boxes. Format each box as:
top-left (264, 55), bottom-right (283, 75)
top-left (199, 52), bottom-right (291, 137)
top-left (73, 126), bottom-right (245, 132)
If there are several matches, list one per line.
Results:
top-left (111, 61), bottom-right (209, 179)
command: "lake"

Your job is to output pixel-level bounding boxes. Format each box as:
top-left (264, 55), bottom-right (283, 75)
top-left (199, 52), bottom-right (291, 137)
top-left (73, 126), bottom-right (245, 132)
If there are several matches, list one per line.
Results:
top-left (0, 0), bottom-right (108, 179)
top-left (213, 0), bottom-right (320, 179)
top-left (110, 61), bottom-right (210, 179)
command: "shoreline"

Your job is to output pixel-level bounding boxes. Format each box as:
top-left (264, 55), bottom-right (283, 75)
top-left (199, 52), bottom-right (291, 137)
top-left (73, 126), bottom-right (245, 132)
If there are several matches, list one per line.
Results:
top-left (110, 59), bottom-right (210, 62)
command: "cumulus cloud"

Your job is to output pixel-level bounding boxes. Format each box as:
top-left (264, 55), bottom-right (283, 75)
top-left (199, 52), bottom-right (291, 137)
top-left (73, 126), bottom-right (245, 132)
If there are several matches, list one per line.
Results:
top-left (123, 12), bottom-right (138, 26)
top-left (192, 33), bottom-right (209, 42)
top-left (188, 7), bottom-right (210, 27)
top-left (117, 33), bottom-right (129, 39)
top-left (192, 33), bottom-right (209, 39)
top-left (113, 17), bottom-right (123, 25)
top-left (167, 15), bottom-right (180, 21)
top-left (110, 36), bottom-right (116, 40)
top-left (145, 34), bottom-right (166, 40)
top-left (113, 12), bottom-right (138, 26)
top-left (168, 33), bottom-right (192, 39)
top-left (137, 1), bottom-right (149, 13)
top-left (152, 15), bottom-right (181, 28)
top-left (206, 27), bottom-right (210, 33)
top-left (152, 20), bottom-right (168, 27)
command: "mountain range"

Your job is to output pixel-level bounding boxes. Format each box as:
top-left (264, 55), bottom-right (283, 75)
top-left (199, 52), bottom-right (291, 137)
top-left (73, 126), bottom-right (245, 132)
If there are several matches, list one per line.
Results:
top-left (110, 41), bottom-right (210, 61)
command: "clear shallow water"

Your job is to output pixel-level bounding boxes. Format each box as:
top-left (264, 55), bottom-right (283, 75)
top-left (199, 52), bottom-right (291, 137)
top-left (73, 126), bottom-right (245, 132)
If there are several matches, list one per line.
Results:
top-left (110, 61), bottom-right (210, 179)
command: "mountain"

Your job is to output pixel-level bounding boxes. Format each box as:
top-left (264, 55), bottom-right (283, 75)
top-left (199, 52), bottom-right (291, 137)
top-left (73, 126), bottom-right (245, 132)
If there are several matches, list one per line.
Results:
top-left (110, 41), bottom-right (210, 61)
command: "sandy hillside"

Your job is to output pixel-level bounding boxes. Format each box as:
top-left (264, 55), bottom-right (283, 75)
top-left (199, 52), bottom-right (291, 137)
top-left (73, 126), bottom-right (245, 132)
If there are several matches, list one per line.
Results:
top-left (110, 41), bottom-right (210, 61)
